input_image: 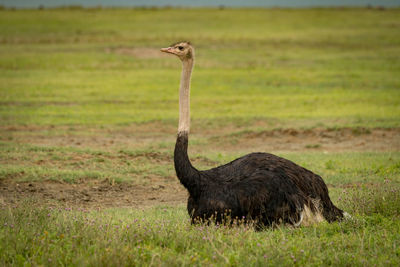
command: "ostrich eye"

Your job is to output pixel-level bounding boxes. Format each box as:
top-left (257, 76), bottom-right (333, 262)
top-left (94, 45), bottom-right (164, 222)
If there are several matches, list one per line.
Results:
top-left (178, 46), bottom-right (184, 51)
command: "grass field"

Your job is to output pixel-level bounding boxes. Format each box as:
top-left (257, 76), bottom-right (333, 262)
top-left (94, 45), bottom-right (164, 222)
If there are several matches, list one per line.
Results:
top-left (1, 7), bottom-right (400, 266)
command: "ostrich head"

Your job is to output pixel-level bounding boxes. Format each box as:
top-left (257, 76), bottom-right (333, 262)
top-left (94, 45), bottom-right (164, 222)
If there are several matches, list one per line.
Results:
top-left (161, 41), bottom-right (194, 61)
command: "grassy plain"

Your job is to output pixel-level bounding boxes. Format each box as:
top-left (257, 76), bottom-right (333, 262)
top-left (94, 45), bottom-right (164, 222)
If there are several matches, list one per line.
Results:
top-left (0, 7), bottom-right (400, 266)
top-left (0, 8), bottom-right (399, 127)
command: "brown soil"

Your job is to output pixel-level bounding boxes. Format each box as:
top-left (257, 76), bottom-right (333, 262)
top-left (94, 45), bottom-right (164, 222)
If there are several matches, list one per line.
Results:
top-left (1, 124), bottom-right (399, 152)
top-left (0, 179), bottom-right (187, 209)
top-left (1, 125), bottom-right (399, 209)
top-left (212, 127), bottom-right (400, 153)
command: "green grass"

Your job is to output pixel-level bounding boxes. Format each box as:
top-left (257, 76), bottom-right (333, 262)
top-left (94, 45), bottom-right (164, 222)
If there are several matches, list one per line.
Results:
top-left (1, 182), bottom-right (400, 266)
top-left (0, 8), bottom-right (399, 127)
top-left (1, 140), bottom-right (399, 187)
top-left (1, 7), bottom-right (400, 266)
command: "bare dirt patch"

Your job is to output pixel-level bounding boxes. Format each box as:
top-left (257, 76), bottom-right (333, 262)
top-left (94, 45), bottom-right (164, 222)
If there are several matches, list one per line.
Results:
top-left (0, 123), bottom-right (176, 150)
top-left (1, 124), bottom-right (399, 152)
top-left (0, 178), bottom-right (187, 209)
top-left (210, 127), bottom-right (400, 153)
top-left (1, 125), bottom-right (399, 209)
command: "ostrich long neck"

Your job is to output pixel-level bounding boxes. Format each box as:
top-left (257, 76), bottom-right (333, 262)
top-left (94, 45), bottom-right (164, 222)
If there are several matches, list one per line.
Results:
top-left (174, 57), bottom-right (200, 195)
top-left (178, 59), bottom-right (193, 133)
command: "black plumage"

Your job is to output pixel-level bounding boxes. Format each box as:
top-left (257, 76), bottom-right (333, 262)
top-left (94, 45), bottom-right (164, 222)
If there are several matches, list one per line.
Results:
top-left (161, 41), bottom-right (344, 228)
top-left (175, 132), bottom-right (343, 227)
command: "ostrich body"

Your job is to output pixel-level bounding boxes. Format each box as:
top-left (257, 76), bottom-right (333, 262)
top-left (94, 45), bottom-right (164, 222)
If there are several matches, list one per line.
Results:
top-left (161, 42), bottom-right (344, 227)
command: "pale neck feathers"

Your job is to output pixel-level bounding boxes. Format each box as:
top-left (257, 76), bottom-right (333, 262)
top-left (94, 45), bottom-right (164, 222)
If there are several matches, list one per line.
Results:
top-left (178, 58), bottom-right (194, 134)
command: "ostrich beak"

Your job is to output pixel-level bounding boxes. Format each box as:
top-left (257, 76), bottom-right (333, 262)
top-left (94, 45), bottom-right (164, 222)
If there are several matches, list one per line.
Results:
top-left (160, 47), bottom-right (175, 54)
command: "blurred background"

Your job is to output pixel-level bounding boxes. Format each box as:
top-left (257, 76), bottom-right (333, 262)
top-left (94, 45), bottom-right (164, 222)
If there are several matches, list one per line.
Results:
top-left (1, 0), bottom-right (400, 8)
top-left (0, 2), bottom-right (399, 127)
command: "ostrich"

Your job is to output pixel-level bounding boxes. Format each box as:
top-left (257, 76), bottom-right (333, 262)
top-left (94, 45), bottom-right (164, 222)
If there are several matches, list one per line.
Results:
top-left (161, 41), bottom-right (344, 227)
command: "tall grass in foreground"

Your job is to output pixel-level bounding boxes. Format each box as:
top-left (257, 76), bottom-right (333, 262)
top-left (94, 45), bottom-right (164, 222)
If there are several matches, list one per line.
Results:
top-left (1, 183), bottom-right (399, 266)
